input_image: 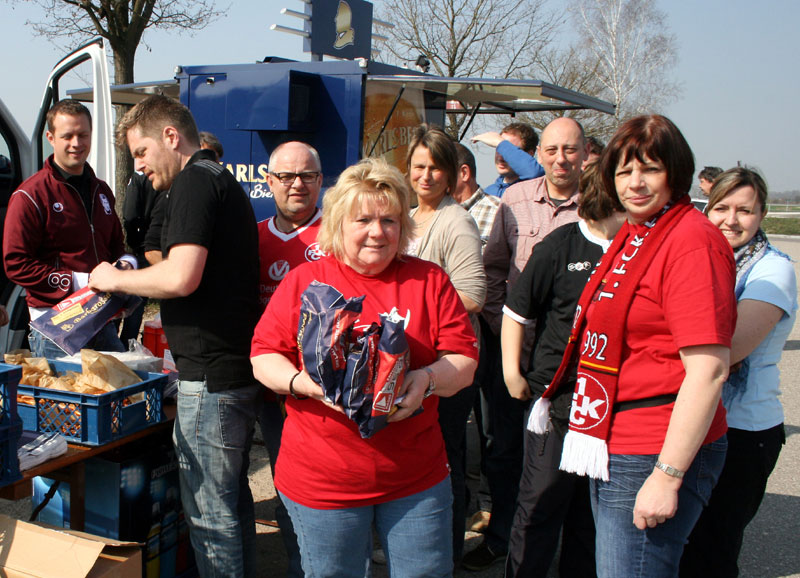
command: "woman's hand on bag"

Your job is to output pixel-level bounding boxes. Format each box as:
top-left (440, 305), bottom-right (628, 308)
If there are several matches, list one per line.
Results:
top-left (294, 371), bottom-right (346, 415)
top-left (387, 368), bottom-right (428, 423)
top-left (632, 469), bottom-right (681, 530)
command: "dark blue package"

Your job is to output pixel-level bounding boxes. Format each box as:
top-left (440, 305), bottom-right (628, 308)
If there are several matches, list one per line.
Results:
top-left (367, 313), bottom-right (411, 437)
top-left (342, 322), bottom-right (380, 437)
top-left (297, 281), bottom-right (364, 404)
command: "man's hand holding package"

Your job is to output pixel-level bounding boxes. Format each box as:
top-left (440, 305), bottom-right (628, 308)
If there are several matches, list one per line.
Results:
top-left (88, 261), bottom-right (122, 293)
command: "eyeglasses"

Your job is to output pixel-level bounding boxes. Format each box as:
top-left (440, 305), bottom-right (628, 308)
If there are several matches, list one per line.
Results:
top-left (270, 171), bottom-right (320, 186)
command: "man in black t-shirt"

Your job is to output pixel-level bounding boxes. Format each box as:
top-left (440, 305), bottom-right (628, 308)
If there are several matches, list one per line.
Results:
top-left (500, 167), bottom-right (625, 577)
top-left (89, 95), bottom-right (261, 577)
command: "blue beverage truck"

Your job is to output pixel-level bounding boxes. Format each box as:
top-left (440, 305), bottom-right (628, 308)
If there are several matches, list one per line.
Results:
top-left (0, 36), bottom-right (613, 350)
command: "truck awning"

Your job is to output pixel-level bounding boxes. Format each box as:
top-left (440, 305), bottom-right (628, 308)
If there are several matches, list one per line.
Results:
top-left (69, 73), bottom-right (614, 115)
top-left (365, 75), bottom-right (615, 115)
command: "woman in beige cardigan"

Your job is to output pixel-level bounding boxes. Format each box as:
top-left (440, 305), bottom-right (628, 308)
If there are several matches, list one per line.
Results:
top-left (405, 124), bottom-right (486, 566)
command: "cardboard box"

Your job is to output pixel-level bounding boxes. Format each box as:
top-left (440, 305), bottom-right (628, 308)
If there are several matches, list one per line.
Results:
top-left (0, 514), bottom-right (141, 577)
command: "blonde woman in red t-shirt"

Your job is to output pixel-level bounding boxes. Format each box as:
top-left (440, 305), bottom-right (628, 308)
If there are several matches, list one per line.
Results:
top-left (251, 157), bottom-right (478, 578)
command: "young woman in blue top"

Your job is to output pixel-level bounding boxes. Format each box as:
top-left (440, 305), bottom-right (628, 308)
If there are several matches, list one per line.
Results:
top-left (681, 167), bottom-right (797, 577)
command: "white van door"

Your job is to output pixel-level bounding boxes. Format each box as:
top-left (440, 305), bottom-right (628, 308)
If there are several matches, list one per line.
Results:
top-left (31, 38), bottom-right (114, 188)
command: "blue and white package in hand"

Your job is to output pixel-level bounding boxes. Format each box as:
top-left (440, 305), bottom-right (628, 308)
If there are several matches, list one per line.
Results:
top-left (298, 281), bottom-right (364, 405)
top-left (30, 286), bottom-right (141, 356)
top-left (297, 283), bottom-right (411, 438)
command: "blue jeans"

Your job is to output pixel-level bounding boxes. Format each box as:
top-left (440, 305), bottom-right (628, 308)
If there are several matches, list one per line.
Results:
top-left (173, 380), bottom-right (261, 578)
top-left (590, 437), bottom-right (727, 578)
top-left (29, 322), bottom-right (124, 358)
top-left (281, 477), bottom-right (453, 578)
top-left (258, 399), bottom-right (303, 577)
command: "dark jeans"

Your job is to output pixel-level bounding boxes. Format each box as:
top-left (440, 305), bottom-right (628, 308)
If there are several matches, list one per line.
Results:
top-left (681, 424), bottom-right (785, 578)
top-left (505, 427), bottom-right (596, 578)
top-left (438, 381), bottom-right (479, 563)
top-left (476, 321), bottom-right (525, 553)
top-left (258, 399), bottom-right (303, 578)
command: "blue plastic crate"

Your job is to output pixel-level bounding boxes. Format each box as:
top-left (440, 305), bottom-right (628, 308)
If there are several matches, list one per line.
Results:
top-left (0, 363), bottom-right (22, 425)
top-left (17, 360), bottom-right (167, 446)
top-left (0, 419), bottom-right (22, 486)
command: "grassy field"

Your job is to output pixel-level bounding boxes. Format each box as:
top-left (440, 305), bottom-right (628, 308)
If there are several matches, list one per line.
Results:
top-left (763, 217), bottom-right (800, 235)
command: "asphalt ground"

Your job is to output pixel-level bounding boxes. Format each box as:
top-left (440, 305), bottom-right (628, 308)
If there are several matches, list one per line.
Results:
top-left (2, 236), bottom-right (799, 577)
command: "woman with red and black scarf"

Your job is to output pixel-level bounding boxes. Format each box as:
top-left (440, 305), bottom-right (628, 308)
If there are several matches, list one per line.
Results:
top-left (531, 115), bottom-right (736, 578)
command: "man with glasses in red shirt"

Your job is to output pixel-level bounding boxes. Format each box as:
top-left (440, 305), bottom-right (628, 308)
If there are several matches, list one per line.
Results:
top-left (256, 141), bottom-right (324, 577)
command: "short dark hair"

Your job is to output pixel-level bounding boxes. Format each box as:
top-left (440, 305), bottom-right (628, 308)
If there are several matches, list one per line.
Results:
top-left (406, 124), bottom-right (458, 195)
top-left (199, 131), bottom-right (224, 160)
top-left (586, 136), bottom-right (605, 156)
top-left (46, 99), bottom-right (92, 133)
top-left (706, 167), bottom-right (769, 215)
top-left (454, 143), bottom-right (476, 178)
top-left (699, 166), bottom-right (723, 182)
top-left (600, 115), bottom-right (695, 203)
top-left (578, 161), bottom-right (619, 221)
top-left (502, 122), bottom-right (538, 152)
top-left (116, 94), bottom-right (200, 149)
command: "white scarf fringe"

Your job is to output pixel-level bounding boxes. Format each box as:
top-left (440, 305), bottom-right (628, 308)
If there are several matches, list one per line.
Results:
top-left (559, 430), bottom-right (610, 481)
top-left (527, 397), bottom-right (551, 434)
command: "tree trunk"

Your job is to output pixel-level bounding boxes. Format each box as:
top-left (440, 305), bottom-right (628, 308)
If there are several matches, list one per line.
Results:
top-left (111, 47), bottom-right (135, 221)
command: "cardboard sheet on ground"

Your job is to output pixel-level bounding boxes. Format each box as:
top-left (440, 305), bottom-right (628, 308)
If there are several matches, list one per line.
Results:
top-left (0, 514), bottom-right (141, 577)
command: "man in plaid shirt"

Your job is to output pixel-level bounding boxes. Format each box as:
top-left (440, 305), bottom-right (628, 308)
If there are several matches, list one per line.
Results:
top-left (453, 143), bottom-right (500, 253)
top-left (463, 118), bottom-right (589, 571)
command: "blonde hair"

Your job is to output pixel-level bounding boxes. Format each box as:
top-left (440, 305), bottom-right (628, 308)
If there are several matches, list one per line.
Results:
top-left (318, 158), bottom-right (413, 260)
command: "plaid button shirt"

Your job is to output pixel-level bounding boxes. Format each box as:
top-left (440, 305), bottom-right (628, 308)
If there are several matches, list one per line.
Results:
top-left (482, 176), bottom-right (580, 336)
top-left (459, 187), bottom-right (500, 253)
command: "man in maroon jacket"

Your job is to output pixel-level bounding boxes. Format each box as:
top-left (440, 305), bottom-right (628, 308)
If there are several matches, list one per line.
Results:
top-left (3, 99), bottom-right (134, 357)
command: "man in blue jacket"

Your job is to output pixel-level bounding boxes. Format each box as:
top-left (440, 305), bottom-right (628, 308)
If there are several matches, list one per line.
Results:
top-left (472, 122), bottom-right (543, 197)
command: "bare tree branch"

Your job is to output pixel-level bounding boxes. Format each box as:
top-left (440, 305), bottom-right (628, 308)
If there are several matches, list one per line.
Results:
top-left (568, 0), bottom-right (682, 130)
top-left (375, 0), bottom-right (560, 137)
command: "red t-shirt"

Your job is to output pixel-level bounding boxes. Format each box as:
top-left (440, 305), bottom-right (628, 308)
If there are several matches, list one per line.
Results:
top-left (607, 209), bottom-right (736, 454)
top-left (251, 255), bottom-right (479, 508)
top-left (257, 211), bottom-right (323, 309)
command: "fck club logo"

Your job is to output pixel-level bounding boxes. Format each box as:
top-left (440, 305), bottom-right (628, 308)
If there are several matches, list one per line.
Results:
top-left (570, 373), bottom-right (609, 430)
top-left (305, 243), bottom-right (324, 261)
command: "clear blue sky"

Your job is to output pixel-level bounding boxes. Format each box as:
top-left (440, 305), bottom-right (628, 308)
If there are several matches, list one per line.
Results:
top-left (1, 0), bottom-right (798, 192)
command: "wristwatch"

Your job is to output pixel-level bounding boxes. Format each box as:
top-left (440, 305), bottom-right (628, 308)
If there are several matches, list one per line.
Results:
top-left (654, 460), bottom-right (685, 479)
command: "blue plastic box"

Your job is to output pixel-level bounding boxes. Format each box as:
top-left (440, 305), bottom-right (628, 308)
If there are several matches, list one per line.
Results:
top-left (0, 363), bottom-right (22, 425)
top-left (0, 419), bottom-right (22, 486)
top-left (17, 360), bottom-right (167, 445)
